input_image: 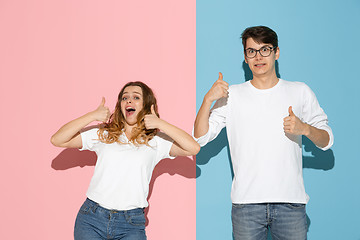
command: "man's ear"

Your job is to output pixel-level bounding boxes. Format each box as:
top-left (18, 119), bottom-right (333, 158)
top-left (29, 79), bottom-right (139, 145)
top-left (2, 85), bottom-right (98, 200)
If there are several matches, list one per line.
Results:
top-left (275, 47), bottom-right (280, 60)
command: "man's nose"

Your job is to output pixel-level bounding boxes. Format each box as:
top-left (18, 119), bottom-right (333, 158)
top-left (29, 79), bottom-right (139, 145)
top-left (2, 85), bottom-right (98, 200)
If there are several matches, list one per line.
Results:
top-left (254, 50), bottom-right (263, 60)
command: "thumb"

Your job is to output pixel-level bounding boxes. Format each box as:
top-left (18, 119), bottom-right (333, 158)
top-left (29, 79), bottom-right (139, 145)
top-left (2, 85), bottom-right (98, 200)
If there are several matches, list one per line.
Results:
top-left (218, 72), bottom-right (223, 81)
top-left (100, 97), bottom-right (106, 106)
top-left (288, 106), bottom-right (294, 116)
top-left (151, 105), bottom-right (156, 115)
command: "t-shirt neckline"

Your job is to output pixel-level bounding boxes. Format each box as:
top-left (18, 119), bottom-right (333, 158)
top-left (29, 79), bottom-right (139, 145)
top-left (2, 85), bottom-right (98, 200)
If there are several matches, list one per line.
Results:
top-left (248, 78), bottom-right (282, 93)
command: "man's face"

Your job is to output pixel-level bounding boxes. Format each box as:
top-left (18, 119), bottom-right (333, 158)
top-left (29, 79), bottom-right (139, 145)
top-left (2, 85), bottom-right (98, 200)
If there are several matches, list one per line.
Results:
top-left (244, 37), bottom-right (279, 78)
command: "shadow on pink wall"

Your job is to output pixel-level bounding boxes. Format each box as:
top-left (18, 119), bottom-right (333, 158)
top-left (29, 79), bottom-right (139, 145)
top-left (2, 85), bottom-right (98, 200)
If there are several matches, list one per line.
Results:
top-left (52, 149), bottom-right (97, 169)
top-left (51, 149), bottom-right (196, 226)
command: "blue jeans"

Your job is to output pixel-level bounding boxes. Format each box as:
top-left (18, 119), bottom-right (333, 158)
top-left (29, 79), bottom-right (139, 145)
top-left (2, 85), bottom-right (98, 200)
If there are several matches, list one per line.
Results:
top-left (74, 198), bottom-right (147, 240)
top-left (232, 203), bottom-right (307, 240)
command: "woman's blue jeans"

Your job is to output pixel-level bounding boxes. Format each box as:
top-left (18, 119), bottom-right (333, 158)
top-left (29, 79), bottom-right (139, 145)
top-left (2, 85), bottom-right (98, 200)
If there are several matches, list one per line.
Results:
top-left (74, 198), bottom-right (147, 240)
top-left (232, 203), bottom-right (307, 240)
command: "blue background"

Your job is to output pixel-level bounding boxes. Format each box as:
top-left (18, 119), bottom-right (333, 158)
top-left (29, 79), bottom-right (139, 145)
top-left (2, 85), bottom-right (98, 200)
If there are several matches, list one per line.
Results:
top-left (196, 0), bottom-right (360, 239)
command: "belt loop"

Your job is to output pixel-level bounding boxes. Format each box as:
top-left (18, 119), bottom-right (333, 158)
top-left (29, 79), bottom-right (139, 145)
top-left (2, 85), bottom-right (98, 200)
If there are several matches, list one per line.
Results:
top-left (124, 210), bottom-right (129, 220)
top-left (92, 202), bottom-right (99, 213)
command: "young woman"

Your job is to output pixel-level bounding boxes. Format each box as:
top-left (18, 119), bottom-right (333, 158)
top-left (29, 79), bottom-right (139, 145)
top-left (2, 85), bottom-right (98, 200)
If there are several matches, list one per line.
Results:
top-left (51, 81), bottom-right (200, 240)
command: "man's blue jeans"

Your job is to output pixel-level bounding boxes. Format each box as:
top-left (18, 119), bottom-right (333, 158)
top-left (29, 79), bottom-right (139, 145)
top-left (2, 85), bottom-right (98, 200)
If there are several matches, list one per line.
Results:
top-left (232, 203), bottom-right (307, 240)
top-left (74, 198), bottom-right (147, 240)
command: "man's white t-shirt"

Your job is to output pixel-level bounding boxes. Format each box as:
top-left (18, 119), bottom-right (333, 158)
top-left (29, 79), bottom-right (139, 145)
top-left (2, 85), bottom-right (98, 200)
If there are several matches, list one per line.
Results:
top-left (196, 79), bottom-right (334, 204)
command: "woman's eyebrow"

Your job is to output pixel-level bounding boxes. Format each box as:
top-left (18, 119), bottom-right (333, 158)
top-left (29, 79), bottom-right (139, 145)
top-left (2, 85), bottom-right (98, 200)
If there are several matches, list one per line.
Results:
top-left (123, 91), bottom-right (142, 94)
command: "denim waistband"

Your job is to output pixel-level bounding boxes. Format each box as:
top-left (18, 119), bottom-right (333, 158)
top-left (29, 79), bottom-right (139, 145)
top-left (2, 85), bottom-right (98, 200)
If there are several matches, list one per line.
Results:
top-left (85, 198), bottom-right (144, 214)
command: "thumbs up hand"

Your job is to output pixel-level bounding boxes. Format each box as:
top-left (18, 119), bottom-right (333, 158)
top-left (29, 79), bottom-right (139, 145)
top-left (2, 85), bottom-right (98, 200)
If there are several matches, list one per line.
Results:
top-left (283, 106), bottom-right (308, 135)
top-left (204, 72), bottom-right (229, 103)
top-left (93, 97), bottom-right (111, 122)
top-left (144, 105), bottom-right (162, 130)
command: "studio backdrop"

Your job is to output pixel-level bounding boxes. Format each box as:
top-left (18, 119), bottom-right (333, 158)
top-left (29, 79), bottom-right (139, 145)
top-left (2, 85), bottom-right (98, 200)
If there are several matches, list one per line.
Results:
top-left (0, 0), bottom-right (359, 239)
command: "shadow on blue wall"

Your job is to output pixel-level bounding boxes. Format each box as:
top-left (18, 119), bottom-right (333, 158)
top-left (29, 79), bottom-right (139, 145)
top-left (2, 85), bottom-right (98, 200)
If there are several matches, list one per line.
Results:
top-left (196, 60), bottom-right (335, 239)
top-left (302, 136), bottom-right (335, 170)
top-left (196, 129), bottom-right (232, 179)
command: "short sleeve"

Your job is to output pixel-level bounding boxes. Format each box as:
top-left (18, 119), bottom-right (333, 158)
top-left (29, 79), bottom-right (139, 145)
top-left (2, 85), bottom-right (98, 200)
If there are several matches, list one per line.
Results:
top-left (301, 84), bottom-right (334, 151)
top-left (194, 96), bottom-right (228, 147)
top-left (80, 128), bottom-right (100, 151)
top-left (154, 132), bottom-right (175, 163)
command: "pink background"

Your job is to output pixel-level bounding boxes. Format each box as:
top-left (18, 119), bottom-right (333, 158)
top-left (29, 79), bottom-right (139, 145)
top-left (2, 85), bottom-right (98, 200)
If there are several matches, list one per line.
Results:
top-left (0, 1), bottom-right (195, 239)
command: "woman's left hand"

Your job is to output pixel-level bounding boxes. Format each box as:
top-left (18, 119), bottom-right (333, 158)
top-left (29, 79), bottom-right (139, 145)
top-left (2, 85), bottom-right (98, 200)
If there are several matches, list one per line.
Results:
top-left (144, 105), bottom-right (200, 156)
top-left (144, 105), bottom-right (162, 129)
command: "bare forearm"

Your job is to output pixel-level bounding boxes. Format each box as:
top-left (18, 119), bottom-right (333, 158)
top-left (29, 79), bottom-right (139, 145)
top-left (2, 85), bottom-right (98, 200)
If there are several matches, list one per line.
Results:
top-left (158, 120), bottom-right (200, 155)
top-left (51, 98), bottom-right (110, 148)
top-left (303, 124), bottom-right (330, 149)
top-left (284, 107), bottom-right (330, 149)
top-left (194, 72), bottom-right (229, 138)
top-left (50, 111), bottom-right (96, 147)
top-left (194, 97), bottom-right (212, 138)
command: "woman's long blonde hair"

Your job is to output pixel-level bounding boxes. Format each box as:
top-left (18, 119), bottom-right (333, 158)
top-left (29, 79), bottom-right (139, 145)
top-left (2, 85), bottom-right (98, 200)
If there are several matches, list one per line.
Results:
top-left (98, 81), bottom-right (159, 145)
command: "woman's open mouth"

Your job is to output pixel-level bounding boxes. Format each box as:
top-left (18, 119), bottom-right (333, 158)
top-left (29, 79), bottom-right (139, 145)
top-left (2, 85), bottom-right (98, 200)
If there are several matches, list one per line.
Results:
top-left (125, 107), bottom-right (136, 117)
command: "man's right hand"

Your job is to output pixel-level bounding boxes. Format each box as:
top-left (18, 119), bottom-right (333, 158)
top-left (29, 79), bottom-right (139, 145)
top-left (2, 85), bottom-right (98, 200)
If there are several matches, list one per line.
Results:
top-left (194, 72), bottom-right (229, 139)
top-left (204, 72), bottom-right (229, 103)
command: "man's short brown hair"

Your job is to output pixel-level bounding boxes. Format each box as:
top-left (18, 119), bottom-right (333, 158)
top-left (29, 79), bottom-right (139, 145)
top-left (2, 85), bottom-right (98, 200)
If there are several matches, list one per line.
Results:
top-left (241, 26), bottom-right (278, 51)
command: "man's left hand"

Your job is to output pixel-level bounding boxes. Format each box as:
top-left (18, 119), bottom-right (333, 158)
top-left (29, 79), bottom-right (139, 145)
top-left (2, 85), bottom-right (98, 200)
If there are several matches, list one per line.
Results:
top-left (283, 106), bottom-right (309, 136)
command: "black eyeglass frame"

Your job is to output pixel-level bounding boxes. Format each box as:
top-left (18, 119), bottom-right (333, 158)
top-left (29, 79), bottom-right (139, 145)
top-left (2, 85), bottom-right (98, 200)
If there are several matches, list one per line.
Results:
top-left (244, 46), bottom-right (277, 58)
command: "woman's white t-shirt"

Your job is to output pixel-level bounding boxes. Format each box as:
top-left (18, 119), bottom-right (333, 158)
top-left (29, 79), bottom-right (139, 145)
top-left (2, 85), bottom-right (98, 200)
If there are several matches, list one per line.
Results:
top-left (80, 128), bottom-right (174, 210)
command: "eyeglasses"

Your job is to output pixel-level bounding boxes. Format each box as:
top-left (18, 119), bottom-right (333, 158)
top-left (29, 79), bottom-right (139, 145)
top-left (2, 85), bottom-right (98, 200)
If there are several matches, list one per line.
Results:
top-left (244, 46), bottom-right (276, 58)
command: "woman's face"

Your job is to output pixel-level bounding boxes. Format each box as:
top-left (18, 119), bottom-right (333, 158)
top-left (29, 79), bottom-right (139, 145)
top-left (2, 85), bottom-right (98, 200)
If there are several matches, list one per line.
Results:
top-left (120, 86), bottom-right (144, 127)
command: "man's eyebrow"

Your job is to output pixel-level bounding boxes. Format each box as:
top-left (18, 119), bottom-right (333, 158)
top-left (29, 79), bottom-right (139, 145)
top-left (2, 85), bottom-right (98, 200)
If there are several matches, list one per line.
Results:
top-left (246, 45), bottom-right (271, 49)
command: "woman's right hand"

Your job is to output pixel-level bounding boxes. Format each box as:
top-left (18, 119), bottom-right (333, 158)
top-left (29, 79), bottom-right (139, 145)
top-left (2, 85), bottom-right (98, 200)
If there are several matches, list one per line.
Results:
top-left (92, 97), bottom-right (111, 122)
top-left (51, 97), bottom-right (111, 148)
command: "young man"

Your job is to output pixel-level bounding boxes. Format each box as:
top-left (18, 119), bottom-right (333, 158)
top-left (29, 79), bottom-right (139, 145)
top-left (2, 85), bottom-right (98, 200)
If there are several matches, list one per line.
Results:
top-left (194, 26), bottom-right (334, 240)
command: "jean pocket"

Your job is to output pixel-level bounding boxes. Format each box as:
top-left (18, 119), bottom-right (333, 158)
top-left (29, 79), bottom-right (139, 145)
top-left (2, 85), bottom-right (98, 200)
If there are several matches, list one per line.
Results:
top-left (79, 199), bottom-right (95, 214)
top-left (128, 212), bottom-right (146, 226)
top-left (232, 203), bottom-right (246, 209)
top-left (286, 203), bottom-right (306, 209)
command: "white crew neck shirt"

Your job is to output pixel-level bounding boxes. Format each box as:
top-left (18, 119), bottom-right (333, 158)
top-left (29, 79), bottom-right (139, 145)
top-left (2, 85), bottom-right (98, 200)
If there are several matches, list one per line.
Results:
top-left (196, 79), bottom-right (334, 204)
top-left (80, 128), bottom-right (174, 210)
